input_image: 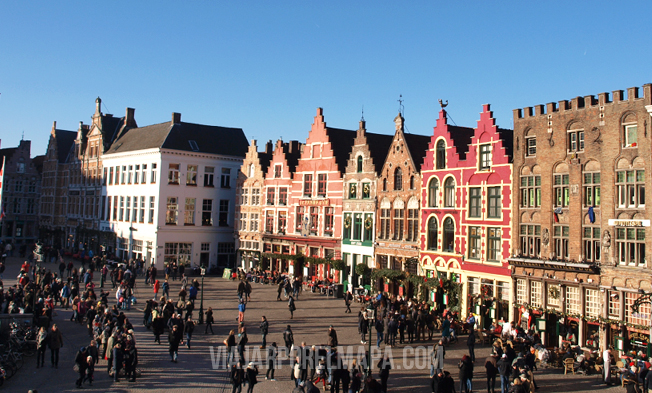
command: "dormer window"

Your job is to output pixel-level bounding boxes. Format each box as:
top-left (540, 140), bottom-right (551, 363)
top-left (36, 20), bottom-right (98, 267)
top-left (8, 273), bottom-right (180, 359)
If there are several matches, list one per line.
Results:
top-left (188, 140), bottom-right (199, 152)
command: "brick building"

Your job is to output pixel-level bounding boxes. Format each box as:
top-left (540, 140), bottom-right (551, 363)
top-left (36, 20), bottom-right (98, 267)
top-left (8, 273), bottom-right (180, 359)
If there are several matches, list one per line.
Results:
top-left (509, 84), bottom-right (652, 351)
top-left (0, 139), bottom-right (44, 249)
top-left (375, 112), bottom-right (430, 296)
top-left (341, 119), bottom-right (393, 290)
top-left (279, 108), bottom-right (351, 279)
top-left (236, 140), bottom-right (273, 270)
top-left (39, 123), bottom-right (76, 248)
top-left (420, 105), bottom-right (514, 326)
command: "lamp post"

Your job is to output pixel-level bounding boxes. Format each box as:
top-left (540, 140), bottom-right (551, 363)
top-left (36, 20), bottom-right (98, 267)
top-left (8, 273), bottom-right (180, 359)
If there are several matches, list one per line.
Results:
top-left (364, 303), bottom-right (375, 377)
top-left (198, 266), bottom-right (206, 324)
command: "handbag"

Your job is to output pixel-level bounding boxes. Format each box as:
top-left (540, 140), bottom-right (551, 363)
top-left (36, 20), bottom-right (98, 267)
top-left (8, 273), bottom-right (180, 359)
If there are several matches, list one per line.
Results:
top-left (73, 363), bottom-right (79, 373)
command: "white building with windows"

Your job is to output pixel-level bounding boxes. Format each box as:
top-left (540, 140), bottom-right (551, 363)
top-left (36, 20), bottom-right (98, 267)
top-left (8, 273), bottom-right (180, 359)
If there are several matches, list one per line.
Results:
top-left (101, 112), bottom-right (248, 270)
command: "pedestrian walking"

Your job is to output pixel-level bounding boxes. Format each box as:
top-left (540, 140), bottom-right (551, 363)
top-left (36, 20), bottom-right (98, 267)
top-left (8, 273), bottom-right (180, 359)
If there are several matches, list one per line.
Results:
top-left (169, 324), bottom-right (183, 363)
top-left (497, 353), bottom-right (511, 393)
top-left (74, 347), bottom-right (89, 388)
top-left (266, 342), bottom-right (278, 381)
top-left (458, 354), bottom-right (473, 393)
top-left (344, 291), bottom-right (352, 313)
top-left (48, 324), bottom-right (63, 368)
top-left (184, 316), bottom-right (195, 349)
top-left (36, 327), bottom-right (48, 368)
top-left (327, 325), bottom-right (338, 348)
top-left (238, 299), bottom-right (246, 323)
top-left (431, 340), bottom-right (445, 377)
top-left (84, 355), bottom-right (95, 386)
top-left (237, 326), bottom-right (248, 363)
top-left (124, 344), bottom-right (138, 382)
top-left (375, 317), bottom-right (384, 348)
top-left (231, 361), bottom-right (244, 393)
top-left (245, 362), bottom-right (259, 393)
top-left (153, 279), bottom-right (160, 300)
top-left (224, 329), bottom-right (237, 366)
top-left (467, 329), bottom-right (476, 362)
top-left (485, 351), bottom-right (499, 393)
top-left (377, 354), bottom-right (392, 393)
top-left (260, 316), bottom-right (269, 349)
top-left (283, 325), bottom-right (294, 353)
top-left (288, 295), bottom-right (296, 319)
top-left (205, 307), bottom-right (214, 334)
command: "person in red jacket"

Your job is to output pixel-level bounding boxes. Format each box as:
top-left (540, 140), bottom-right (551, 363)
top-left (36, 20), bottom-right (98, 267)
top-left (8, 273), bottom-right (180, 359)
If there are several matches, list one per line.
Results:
top-left (153, 279), bottom-right (160, 300)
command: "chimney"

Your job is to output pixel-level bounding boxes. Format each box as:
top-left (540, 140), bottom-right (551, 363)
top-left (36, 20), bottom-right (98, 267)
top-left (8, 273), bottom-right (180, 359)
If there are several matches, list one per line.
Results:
top-left (51, 121), bottom-right (57, 136)
top-left (172, 112), bottom-right (181, 124)
top-left (265, 140), bottom-right (273, 154)
top-left (125, 107), bottom-right (136, 127)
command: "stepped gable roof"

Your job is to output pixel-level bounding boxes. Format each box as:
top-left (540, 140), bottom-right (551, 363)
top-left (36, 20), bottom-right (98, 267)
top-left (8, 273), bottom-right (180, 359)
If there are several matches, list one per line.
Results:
top-left (32, 155), bottom-right (45, 174)
top-left (363, 131), bottom-right (394, 172)
top-left (446, 125), bottom-right (475, 160)
top-left (496, 127), bottom-right (514, 162)
top-left (403, 132), bottom-right (434, 169)
top-left (109, 121), bottom-right (248, 157)
top-left (54, 130), bottom-right (76, 163)
top-left (325, 127), bottom-right (357, 173)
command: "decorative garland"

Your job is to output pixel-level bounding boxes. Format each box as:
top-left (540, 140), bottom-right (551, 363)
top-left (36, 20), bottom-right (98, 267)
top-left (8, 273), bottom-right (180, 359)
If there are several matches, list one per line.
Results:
top-left (344, 216), bottom-right (352, 229)
top-left (364, 216), bottom-right (373, 230)
top-left (261, 253), bottom-right (346, 271)
top-left (515, 302), bottom-right (652, 330)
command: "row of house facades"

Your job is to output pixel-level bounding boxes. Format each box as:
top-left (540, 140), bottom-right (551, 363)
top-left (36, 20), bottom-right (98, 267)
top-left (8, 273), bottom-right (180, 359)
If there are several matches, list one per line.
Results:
top-left (235, 84), bottom-right (652, 355)
top-left (39, 98), bottom-right (249, 270)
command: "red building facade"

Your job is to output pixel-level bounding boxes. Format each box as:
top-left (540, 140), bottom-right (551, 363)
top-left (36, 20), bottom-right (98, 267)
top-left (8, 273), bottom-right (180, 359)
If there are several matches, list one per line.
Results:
top-left (420, 104), bottom-right (514, 325)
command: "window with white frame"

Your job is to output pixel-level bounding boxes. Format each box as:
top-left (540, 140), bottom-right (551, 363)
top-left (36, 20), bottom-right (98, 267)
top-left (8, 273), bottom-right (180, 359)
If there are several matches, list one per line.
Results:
top-left (583, 172), bottom-right (601, 207)
top-left (444, 177), bottom-right (455, 207)
top-left (201, 243), bottom-right (210, 252)
top-left (565, 286), bottom-right (581, 314)
top-left (583, 226), bottom-right (601, 263)
top-left (168, 163), bottom-right (180, 184)
top-left (184, 198), bottom-right (195, 225)
top-left (530, 281), bottom-right (542, 307)
top-left (487, 227), bottom-right (501, 261)
top-left (479, 144), bottom-right (492, 170)
top-left (166, 197), bottom-right (178, 225)
top-left (624, 122), bottom-right (638, 148)
top-left (554, 225), bottom-right (569, 260)
top-left (516, 279), bottom-right (527, 305)
top-left (525, 136), bottom-right (536, 156)
top-left (567, 128), bottom-right (584, 152)
top-left (488, 187), bottom-right (501, 218)
top-left (585, 288), bottom-right (599, 318)
top-left (608, 291), bottom-right (620, 318)
top-left (616, 227), bottom-right (646, 266)
top-left (520, 225), bottom-right (541, 258)
top-left (204, 166), bottom-right (214, 187)
top-left (617, 170), bottom-right (645, 208)
top-left (468, 226), bottom-right (481, 259)
top-left (547, 284), bottom-right (561, 307)
top-left (520, 175), bottom-right (541, 208)
top-left (554, 173), bottom-right (570, 207)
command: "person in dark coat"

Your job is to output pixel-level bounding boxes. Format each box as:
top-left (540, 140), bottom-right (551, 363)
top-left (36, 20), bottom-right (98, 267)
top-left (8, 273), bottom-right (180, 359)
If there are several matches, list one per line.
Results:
top-left (344, 291), bottom-right (353, 313)
top-left (485, 352), bottom-right (499, 393)
top-left (231, 362), bottom-right (244, 393)
top-left (124, 344), bottom-right (138, 382)
top-left (266, 342), bottom-right (277, 381)
top-left (284, 325), bottom-right (294, 353)
top-left (497, 354), bottom-right (511, 393)
top-left (205, 306), bottom-right (215, 334)
top-left (377, 354), bottom-right (392, 393)
top-left (75, 347), bottom-right (89, 388)
top-left (467, 329), bottom-right (476, 362)
top-left (168, 324), bottom-right (183, 362)
top-left (113, 343), bottom-right (124, 382)
top-left (259, 316), bottom-right (269, 349)
top-left (288, 295), bottom-right (296, 319)
top-left (245, 362), bottom-right (258, 393)
top-left (458, 354), bottom-right (473, 393)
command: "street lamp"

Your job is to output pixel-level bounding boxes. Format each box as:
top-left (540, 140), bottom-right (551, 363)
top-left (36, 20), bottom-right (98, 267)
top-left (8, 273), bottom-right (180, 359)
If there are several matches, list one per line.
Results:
top-left (198, 266), bottom-right (206, 324)
top-left (364, 303), bottom-right (375, 377)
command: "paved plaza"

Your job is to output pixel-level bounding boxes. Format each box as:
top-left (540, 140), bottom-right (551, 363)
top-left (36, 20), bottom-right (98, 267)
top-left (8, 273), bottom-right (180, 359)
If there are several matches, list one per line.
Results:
top-left (1, 256), bottom-right (627, 392)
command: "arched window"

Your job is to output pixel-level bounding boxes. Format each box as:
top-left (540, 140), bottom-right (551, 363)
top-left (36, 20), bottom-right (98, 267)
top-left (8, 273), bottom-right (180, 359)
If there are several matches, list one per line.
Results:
top-left (436, 140), bottom-right (446, 169)
top-left (357, 155), bottom-right (363, 173)
top-left (444, 177), bottom-right (455, 207)
top-left (428, 178), bottom-right (439, 207)
top-left (394, 167), bottom-right (403, 191)
top-left (443, 217), bottom-right (455, 252)
top-left (382, 178), bottom-right (387, 191)
top-left (409, 176), bottom-right (415, 190)
top-left (427, 217), bottom-right (438, 250)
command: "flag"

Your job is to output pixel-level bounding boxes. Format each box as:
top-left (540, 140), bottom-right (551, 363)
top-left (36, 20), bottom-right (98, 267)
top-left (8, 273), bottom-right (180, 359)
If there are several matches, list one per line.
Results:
top-left (553, 212), bottom-right (559, 223)
top-left (588, 206), bottom-right (595, 223)
top-left (0, 204), bottom-right (5, 221)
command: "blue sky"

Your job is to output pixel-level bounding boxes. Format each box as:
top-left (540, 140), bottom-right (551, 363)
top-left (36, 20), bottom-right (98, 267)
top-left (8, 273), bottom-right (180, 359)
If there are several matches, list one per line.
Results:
top-left (1, 1), bottom-right (651, 157)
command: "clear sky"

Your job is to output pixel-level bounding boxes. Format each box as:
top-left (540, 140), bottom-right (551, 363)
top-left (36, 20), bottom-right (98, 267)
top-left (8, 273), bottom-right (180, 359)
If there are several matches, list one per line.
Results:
top-left (1, 1), bottom-right (651, 157)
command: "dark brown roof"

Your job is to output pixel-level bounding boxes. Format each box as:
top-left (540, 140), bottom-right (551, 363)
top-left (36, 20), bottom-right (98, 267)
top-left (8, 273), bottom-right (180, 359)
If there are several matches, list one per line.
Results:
top-left (446, 125), bottom-right (475, 160)
top-left (496, 127), bottom-right (514, 162)
top-left (54, 130), bottom-right (76, 163)
top-left (363, 131), bottom-right (394, 172)
top-left (258, 152), bottom-right (273, 174)
top-left (108, 120), bottom-right (248, 157)
top-left (0, 148), bottom-right (17, 172)
top-left (326, 127), bottom-right (357, 173)
top-left (404, 132), bottom-right (433, 169)
top-left (283, 141), bottom-right (302, 173)
top-left (100, 115), bottom-right (126, 152)
top-left (32, 155), bottom-right (45, 174)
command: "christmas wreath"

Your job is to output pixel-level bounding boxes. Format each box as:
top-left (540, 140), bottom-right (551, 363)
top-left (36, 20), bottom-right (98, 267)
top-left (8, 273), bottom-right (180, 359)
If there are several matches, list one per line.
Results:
top-left (344, 215), bottom-right (352, 229)
top-left (364, 216), bottom-right (373, 230)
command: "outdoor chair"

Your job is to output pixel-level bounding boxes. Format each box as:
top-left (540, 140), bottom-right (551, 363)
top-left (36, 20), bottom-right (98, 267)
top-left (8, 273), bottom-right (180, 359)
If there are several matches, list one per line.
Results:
top-left (564, 358), bottom-right (575, 375)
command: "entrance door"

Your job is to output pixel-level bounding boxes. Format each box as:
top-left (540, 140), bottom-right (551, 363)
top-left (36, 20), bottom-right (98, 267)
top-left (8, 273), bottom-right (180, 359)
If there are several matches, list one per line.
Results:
top-left (546, 314), bottom-right (559, 347)
top-left (200, 252), bottom-right (209, 268)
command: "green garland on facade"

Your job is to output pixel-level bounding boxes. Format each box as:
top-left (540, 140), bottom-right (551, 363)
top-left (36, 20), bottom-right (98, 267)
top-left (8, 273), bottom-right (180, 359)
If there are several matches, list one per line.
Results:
top-left (355, 263), bottom-right (370, 277)
top-left (261, 253), bottom-right (346, 271)
top-left (371, 269), bottom-right (406, 281)
top-left (515, 303), bottom-right (652, 330)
